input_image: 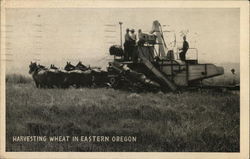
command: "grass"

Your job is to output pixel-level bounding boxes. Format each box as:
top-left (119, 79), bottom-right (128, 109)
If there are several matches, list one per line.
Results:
top-left (6, 74), bottom-right (33, 84)
top-left (6, 74), bottom-right (239, 152)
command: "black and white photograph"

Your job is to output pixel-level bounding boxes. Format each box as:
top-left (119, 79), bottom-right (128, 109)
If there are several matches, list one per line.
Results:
top-left (0, 1), bottom-right (249, 158)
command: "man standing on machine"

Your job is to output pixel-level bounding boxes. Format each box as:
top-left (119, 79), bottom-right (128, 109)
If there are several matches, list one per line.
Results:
top-left (179, 36), bottom-right (189, 61)
top-left (123, 28), bottom-right (131, 61)
top-left (129, 29), bottom-right (137, 61)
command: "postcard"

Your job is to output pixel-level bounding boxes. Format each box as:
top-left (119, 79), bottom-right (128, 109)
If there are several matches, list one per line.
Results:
top-left (0, 1), bottom-right (249, 159)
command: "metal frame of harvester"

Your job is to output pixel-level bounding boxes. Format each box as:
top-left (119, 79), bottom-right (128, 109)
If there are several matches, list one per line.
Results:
top-left (106, 20), bottom-right (225, 92)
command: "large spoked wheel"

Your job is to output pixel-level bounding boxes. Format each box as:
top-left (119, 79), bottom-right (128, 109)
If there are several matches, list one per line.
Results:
top-left (109, 77), bottom-right (119, 88)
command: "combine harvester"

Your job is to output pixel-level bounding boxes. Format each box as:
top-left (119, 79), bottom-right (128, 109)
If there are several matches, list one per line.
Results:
top-left (107, 20), bottom-right (224, 91)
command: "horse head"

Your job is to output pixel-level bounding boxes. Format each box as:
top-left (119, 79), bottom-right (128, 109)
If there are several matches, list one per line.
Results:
top-left (50, 64), bottom-right (58, 70)
top-left (64, 62), bottom-right (75, 71)
top-left (76, 61), bottom-right (88, 71)
top-left (29, 62), bottom-right (38, 74)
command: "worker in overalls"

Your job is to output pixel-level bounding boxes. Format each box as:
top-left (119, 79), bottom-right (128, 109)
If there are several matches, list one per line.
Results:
top-left (179, 36), bottom-right (189, 61)
top-left (124, 28), bottom-right (131, 61)
top-left (130, 29), bottom-right (137, 61)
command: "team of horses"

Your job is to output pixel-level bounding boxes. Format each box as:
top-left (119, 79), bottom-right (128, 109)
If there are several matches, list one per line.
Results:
top-left (29, 61), bottom-right (108, 88)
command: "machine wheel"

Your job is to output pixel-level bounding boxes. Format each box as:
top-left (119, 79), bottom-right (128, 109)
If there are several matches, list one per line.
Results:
top-left (109, 77), bottom-right (119, 88)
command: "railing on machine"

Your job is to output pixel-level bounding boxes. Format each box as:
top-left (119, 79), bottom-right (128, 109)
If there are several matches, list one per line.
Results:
top-left (174, 48), bottom-right (198, 64)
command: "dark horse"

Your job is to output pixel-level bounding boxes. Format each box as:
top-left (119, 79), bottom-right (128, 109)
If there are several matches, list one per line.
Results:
top-left (29, 62), bottom-right (68, 88)
top-left (75, 61), bottom-right (89, 71)
top-left (63, 62), bottom-right (93, 88)
top-left (29, 62), bottom-right (48, 88)
top-left (91, 68), bottom-right (109, 87)
top-left (64, 62), bottom-right (76, 71)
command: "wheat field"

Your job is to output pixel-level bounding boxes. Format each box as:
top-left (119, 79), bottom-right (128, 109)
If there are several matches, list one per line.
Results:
top-left (6, 74), bottom-right (239, 152)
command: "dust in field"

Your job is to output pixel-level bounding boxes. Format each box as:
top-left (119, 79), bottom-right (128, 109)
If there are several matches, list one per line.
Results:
top-left (6, 82), bottom-right (239, 152)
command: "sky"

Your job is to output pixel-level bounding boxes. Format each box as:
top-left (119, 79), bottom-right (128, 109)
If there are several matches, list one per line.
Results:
top-left (4, 8), bottom-right (240, 75)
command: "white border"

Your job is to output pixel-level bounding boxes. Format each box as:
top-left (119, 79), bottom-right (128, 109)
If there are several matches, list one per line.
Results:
top-left (0, 1), bottom-right (249, 159)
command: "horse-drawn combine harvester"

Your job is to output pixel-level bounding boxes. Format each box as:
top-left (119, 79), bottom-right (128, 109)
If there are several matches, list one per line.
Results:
top-left (29, 20), bottom-right (227, 92)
